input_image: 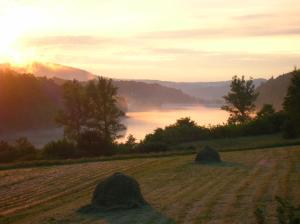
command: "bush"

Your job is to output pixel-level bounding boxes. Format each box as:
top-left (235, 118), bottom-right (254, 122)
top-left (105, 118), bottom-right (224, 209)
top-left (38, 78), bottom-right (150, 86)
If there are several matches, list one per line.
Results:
top-left (0, 138), bottom-right (37, 163)
top-left (244, 111), bottom-right (287, 136)
top-left (137, 141), bottom-right (169, 153)
top-left (15, 137), bottom-right (37, 160)
top-left (282, 119), bottom-right (298, 139)
top-left (210, 111), bottom-right (287, 138)
top-left (143, 117), bottom-right (210, 145)
top-left (276, 196), bottom-right (300, 224)
top-left (0, 141), bottom-right (17, 163)
top-left (210, 124), bottom-right (244, 138)
top-left (140, 113), bottom-right (288, 148)
top-left (77, 131), bottom-right (113, 156)
top-left (43, 139), bottom-right (78, 159)
top-left (114, 134), bottom-right (138, 154)
top-left (254, 206), bottom-right (266, 224)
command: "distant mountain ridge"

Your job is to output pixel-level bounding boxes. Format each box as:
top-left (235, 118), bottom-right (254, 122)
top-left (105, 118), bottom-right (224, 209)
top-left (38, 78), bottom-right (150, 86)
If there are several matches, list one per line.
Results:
top-left (0, 62), bottom-right (197, 110)
top-left (113, 80), bottom-right (196, 110)
top-left (135, 78), bottom-right (266, 101)
top-left (7, 62), bottom-right (292, 111)
top-left (1, 62), bottom-right (95, 81)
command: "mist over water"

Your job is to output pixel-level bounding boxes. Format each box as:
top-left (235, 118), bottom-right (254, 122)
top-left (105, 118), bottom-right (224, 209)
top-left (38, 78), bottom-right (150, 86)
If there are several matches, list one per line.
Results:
top-left (0, 105), bottom-right (228, 146)
top-left (122, 105), bottom-right (228, 141)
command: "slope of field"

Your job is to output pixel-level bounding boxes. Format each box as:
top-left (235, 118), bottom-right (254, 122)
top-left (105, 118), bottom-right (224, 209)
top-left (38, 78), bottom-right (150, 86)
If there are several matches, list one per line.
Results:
top-left (1, 146), bottom-right (300, 224)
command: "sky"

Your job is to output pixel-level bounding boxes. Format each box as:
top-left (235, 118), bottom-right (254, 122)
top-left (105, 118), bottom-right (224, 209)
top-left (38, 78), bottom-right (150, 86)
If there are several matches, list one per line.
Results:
top-left (0, 0), bottom-right (299, 81)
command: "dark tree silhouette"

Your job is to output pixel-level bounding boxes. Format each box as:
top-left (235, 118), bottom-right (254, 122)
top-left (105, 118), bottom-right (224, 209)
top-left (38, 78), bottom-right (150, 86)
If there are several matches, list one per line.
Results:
top-left (283, 69), bottom-right (300, 135)
top-left (56, 80), bottom-right (87, 141)
top-left (85, 77), bottom-right (126, 143)
top-left (57, 77), bottom-right (126, 153)
top-left (222, 76), bottom-right (258, 124)
top-left (257, 104), bottom-right (275, 119)
top-left (0, 70), bottom-right (60, 132)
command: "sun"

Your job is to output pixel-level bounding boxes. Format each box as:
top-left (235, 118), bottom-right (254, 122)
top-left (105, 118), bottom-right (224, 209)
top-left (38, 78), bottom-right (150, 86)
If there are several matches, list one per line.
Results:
top-left (0, 40), bottom-right (37, 66)
top-left (0, 6), bottom-right (40, 66)
top-left (0, 37), bottom-right (37, 66)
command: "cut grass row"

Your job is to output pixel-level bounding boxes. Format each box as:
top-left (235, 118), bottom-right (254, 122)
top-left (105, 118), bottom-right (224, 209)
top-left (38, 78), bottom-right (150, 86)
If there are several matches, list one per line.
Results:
top-left (1, 134), bottom-right (300, 171)
top-left (0, 146), bottom-right (300, 224)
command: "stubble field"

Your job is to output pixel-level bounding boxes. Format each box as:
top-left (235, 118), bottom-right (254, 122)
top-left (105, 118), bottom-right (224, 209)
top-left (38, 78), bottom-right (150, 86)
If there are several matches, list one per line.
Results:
top-left (0, 146), bottom-right (300, 224)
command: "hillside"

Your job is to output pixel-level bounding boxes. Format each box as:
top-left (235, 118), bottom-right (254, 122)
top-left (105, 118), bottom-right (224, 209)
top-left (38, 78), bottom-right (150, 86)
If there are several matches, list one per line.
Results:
top-left (256, 71), bottom-right (294, 110)
top-left (138, 79), bottom-right (266, 101)
top-left (1, 62), bottom-right (267, 106)
top-left (1, 62), bottom-right (96, 81)
top-left (0, 69), bottom-right (62, 133)
top-left (113, 80), bottom-right (196, 110)
top-left (1, 63), bottom-right (197, 110)
top-left (0, 68), bottom-right (197, 132)
top-left (0, 146), bottom-right (299, 223)
top-left (51, 77), bottom-right (197, 110)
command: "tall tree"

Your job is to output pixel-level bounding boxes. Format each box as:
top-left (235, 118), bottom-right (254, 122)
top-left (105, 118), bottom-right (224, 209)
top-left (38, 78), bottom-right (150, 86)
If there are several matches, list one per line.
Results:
top-left (57, 77), bottom-right (126, 148)
top-left (86, 77), bottom-right (126, 143)
top-left (222, 76), bottom-right (258, 124)
top-left (283, 69), bottom-right (300, 134)
top-left (56, 80), bottom-right (87, 141)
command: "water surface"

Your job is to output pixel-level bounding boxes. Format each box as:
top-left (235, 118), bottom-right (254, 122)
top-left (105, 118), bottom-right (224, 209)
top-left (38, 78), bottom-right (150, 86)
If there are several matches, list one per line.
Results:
top-left (122, 105), bottom-right (228, 141)
top-left (1, 105), bottom-right (228, 146)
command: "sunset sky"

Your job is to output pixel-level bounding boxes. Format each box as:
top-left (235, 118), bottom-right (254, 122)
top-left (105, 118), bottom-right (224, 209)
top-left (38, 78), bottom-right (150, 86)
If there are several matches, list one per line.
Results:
top-left (0, 0), bottom-right (299, 81)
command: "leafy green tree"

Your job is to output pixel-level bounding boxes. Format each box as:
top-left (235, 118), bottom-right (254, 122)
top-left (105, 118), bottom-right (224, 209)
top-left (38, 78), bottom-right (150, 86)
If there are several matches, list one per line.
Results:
top-left (222, 76), bottom-right (259, 124)
top-left (283, 69), bottom-right (300, 136)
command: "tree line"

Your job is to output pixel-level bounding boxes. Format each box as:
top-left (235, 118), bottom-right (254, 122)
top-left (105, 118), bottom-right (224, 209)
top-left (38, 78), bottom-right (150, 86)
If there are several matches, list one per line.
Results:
top-left (0, 69), bottom-right (300, 162)
top-left (141, 69), bottom-right (300, 146)
top-left (0, 70), bottom-right (61, 132)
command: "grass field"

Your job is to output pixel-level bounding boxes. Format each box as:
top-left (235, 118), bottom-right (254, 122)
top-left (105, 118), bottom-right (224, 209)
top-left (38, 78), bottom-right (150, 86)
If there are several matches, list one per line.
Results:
top-left (177, 134), bottom-right (300, 151)
top-left (1, 134), bottom-right (300, 171)
top-left (0, 145), bottom-right (300, 224)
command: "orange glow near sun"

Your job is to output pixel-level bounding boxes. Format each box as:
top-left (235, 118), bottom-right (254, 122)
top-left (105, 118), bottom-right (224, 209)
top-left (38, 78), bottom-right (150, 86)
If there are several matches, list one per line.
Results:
top-left (0, 0), bottom-right (299, 80)
top-left (0, 5), bottom-right (42, 66)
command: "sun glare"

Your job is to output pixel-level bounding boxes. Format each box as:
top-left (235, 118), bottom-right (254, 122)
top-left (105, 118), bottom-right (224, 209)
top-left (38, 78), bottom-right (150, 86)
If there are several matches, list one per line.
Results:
top-left (0, 5), bottom-right (41, 66)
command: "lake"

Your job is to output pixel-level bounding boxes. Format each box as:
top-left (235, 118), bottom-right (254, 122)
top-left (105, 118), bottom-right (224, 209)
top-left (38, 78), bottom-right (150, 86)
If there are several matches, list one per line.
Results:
top-left (1, 105), bottom-right (228, 147)
top-left (122, 104), bottom-right (228, 141)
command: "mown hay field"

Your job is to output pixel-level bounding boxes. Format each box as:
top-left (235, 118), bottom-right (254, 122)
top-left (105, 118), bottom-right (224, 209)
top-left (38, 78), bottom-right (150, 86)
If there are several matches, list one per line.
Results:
top-left (0, 146), bottom-right (300, 224)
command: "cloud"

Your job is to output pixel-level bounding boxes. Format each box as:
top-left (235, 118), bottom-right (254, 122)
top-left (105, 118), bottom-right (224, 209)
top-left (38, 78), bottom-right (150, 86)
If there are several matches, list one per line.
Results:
top-left (232, 13), bottom-right (275, 20)
top-left (140, 26), bottom-right (300, 39)
top-left (147, 48), bottom-right (202, 55)
top-left (23, 35), bottom-right (113, 47)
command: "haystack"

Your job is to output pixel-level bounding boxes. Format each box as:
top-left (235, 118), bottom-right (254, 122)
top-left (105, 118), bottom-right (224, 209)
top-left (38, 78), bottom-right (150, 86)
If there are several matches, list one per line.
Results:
top-left (92, 172), bottom-right (146, 210)
top-left (195, 145), bottom-right (221, 163)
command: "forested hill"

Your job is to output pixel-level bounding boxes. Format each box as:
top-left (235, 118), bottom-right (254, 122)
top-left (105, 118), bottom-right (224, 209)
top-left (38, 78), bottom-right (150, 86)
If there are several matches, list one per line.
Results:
top-left (1, 62), bottom-right (95, 81)
top-left (137, 79), bottom-right (266, 101)
top-left (113, 80), bottom-right (196, 110)
top-left (0, 69), bottom-right (62, 133)
top-left (256, 71), bottom-right (294, 110)
top-left (0, 69), bottom-right (196, 132)
top-left (52, 78), bottom-right (197, 110)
